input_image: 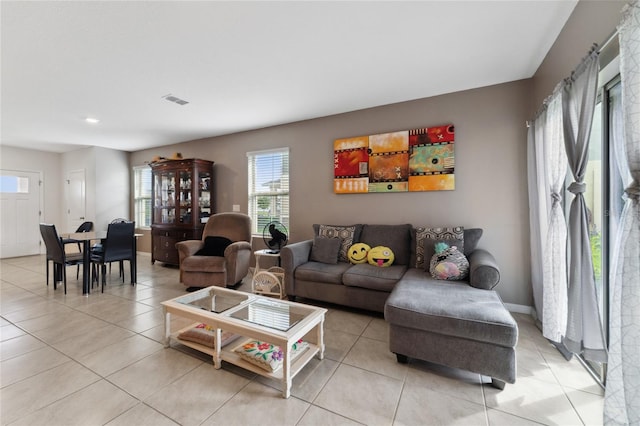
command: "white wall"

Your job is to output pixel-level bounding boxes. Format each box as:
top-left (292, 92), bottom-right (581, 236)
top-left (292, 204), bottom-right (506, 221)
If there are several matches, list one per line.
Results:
top-left (94, 147), bottom-right (130, 230)
top-left (0, 145), bottom-right (63, 227)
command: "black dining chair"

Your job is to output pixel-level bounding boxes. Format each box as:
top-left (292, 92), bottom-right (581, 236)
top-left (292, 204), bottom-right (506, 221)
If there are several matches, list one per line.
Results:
top-left (39, 223), bottom-right (84, 294)
top-left (91, 221), bottom-right (135, 292)
top-left (61, 221), bottom-right (93, 279)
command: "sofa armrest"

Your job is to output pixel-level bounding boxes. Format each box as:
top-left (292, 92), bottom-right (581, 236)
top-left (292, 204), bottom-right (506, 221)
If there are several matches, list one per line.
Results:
top-left (468, 249), bottom-right (501, 290)
top-left (280, 240), bottom-right (313, 296)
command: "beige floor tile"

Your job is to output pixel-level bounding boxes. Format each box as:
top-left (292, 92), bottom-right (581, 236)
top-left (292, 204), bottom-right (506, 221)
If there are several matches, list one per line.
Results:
top-left (0, 333), bottom-right (47, 361)
top-left (405, 360), bottom-right (484, 406)
top-left (314, 363), bottom-right (403, 426)
top-left (52, 323), bottom-right (135, 358)
top-left (0, 361), bottom-right (100, 424)
top-left (256, 357), bottom-right (340, 402)
top-left (484, 375), bottom-right (584, 425)
top-left (342, 336), bottom-right (408, 380)
top-left (395, 384), bottom-right (488, 426)
top-left (30, 314), bottom-right (111, 345)
top-left (10, 379), bottom-right (138, 426)
top-left (323, 327), bottom-right (358, 362)
top-left (0, 323), bottom-right (26, 342)
top-left (145, 363), bottom-right (250, 426)
top-left (361, 316), bottom-right (389, 342)
top-left (106, 403), bottom-right (180, 426)
top-left (297, 405), bottom-right (364, 426)
top-left (107, 348), bottom-right (203, 400)
top-left (200, 381), bottom-right (310, 425)
top-left (0, 299), bottom-right (73, 323)
top-left (516, 346), bottom-right (559, 384)
top-left (0, 255), bottom-right (603, 426)
top-left (1, 345), bottom-right (70, 387)
top-left (324, 309), bottom-right (372, 336)
top-left (116, 307), bottom-right (165, 333)
top-left (541, 349), bottom-right (604, 395)
top-left (76, 334), bottom-right (164, 377)
top-left (486, 408), bottom-right (545, 425)
top-left (564, 387), bottom-right (604, 426)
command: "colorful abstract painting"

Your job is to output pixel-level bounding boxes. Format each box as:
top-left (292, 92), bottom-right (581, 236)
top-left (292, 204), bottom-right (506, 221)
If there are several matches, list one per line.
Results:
top-left (333, 124), bottom-right (455, 193)
top-left (334, 136), bottom-right (369, 193)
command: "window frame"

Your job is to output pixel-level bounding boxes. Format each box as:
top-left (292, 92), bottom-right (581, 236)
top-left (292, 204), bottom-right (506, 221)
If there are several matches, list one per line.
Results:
top-left (133, 165), bottom-right (152, 229)
top-left (247, 147), bottom-right (290, 236)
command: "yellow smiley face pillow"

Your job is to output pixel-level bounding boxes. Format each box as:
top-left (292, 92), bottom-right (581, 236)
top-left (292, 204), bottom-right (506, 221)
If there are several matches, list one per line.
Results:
top-left (348, 243), bottom-right (371, 264)
top-left (367, 246), bottom-right (395, 267)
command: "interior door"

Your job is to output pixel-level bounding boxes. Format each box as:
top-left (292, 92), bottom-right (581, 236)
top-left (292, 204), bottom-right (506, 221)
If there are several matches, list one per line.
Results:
top-left (0, 170), bottom-right (42, 258)
top-left (67, 169), bottom-right (86, 232)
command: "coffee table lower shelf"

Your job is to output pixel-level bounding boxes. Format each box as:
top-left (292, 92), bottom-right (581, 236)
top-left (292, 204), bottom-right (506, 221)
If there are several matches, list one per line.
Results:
top-left (168, 324), bottom-right (322, 395)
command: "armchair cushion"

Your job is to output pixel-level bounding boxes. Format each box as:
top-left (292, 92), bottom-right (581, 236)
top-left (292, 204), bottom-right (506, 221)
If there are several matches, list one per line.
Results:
top-left (195, 236), bottom-right (232, 257)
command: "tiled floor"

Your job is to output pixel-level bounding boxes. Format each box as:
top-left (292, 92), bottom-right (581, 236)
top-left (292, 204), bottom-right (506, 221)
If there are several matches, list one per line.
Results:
top-left (1, 254), bottom-right (603, 425)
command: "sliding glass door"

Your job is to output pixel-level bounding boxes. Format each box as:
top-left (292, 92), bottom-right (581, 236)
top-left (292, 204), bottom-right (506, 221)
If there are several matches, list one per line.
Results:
top-left (582, 76), bottom-right (624, 384)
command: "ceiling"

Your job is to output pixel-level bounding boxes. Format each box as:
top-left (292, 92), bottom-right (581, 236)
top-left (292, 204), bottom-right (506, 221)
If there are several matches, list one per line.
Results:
top-left (1, 1), bottom-right (578, 154)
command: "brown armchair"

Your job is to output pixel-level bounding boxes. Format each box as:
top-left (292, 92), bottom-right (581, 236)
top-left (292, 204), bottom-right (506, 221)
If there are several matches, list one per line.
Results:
top-left (176, 212), bottom-right (252, 288)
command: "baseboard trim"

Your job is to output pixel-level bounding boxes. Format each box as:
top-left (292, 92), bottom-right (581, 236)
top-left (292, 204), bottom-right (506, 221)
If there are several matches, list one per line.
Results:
top-left (504, 303), bottom-right (534, 315)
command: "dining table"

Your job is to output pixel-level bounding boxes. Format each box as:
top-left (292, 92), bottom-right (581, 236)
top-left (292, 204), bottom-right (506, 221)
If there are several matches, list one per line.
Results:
top-left (60, 231), bottom-right (142, 295)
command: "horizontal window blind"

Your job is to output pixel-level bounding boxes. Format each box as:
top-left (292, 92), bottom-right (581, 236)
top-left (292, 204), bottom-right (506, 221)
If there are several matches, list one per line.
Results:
top-left (134, 166), bottom-right (152, 228)
top-left (247, 148), bottom-right (289, 235)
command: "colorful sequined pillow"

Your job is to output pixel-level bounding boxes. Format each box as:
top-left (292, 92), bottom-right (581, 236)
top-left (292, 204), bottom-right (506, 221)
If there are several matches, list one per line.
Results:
top-left (429, 244), bottom-right (469, 281)
top-left (177, 324), bottom-right (241, 348)
top-left (233, 339), bottom-right (309, 372)
top-left (413, 226), bottom-right (464, 269)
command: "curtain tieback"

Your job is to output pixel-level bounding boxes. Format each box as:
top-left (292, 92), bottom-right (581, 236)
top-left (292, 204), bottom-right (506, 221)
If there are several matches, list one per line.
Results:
top-left (551, 192), bottom-right (563, 203)
top-left (625, 181), bottom-right (640, 201)
top-left (568, 182), bottom-right (586, 194)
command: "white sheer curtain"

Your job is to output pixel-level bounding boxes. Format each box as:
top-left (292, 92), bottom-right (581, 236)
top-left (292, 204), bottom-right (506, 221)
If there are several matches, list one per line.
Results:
top-left (605, 1), bottom-right (640, 424)
top-left (528, 90), bottom-right (569, 343)
top-left (561, 48), bottom-right (608, 363)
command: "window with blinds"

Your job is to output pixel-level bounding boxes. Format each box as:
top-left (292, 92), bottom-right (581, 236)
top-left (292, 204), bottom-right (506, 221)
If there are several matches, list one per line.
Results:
top-left (247, 148), bottom-right (289, 235)
top-left (133, 166), bottom-right (152, 228)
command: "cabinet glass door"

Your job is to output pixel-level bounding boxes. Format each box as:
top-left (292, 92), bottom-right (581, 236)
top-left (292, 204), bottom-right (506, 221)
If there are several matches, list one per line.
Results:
top-left (154, 170), bottom-right (176, 224)
top-left (178, 170), bottom-right (193, 224)
top-left (198, 169), bottom-right (212, 223)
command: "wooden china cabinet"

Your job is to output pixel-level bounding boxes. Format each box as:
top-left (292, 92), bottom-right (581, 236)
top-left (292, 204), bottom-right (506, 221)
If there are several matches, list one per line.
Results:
top-left (150, 158), bottom-right (214, 265)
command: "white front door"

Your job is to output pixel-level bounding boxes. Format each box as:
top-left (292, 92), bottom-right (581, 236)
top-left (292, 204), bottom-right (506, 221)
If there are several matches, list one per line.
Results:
top-left (67, 169), bottom-right (86, 232)
top-left (0, 170), bottom-right (42, 258)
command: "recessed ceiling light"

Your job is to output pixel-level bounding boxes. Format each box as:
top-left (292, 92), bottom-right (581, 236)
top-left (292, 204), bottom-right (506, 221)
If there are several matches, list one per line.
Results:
top-left (85, 117), bottom-right (100, 124)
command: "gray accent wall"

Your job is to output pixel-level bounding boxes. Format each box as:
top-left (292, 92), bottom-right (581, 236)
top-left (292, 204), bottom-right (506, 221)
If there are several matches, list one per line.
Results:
top-left (131, 79), bottom-right (533, 306)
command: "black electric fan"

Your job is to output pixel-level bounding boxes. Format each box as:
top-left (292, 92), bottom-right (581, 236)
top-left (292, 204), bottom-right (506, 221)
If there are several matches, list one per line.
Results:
top-left (262, 221), bottom-right (288, 253)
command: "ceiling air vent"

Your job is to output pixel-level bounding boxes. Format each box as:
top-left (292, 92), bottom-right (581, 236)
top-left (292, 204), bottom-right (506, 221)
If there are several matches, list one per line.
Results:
top-left (162, 94), bottom-right (189, 106)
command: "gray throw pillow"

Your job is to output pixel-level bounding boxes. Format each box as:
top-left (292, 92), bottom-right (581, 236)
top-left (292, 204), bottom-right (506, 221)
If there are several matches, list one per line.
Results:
top-left (309, 237), bottom-right (341, 264)
top-left (316, 224), bottom-right (360, 262)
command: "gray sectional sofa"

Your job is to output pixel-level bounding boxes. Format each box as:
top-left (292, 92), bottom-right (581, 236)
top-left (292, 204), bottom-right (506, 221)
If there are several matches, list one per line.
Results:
top-left (280, 223), bottom-right (519, 388)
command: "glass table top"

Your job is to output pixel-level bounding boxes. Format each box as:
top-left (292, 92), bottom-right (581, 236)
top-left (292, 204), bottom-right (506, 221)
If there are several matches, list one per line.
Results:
top-left (178, 287), bottom-right (250, 313)
top-left (230, 298), bottom-right (307, 332)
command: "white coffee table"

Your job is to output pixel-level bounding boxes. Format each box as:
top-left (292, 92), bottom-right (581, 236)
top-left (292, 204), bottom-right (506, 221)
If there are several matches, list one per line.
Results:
top-left (161, 286), bottom-right (326, 398)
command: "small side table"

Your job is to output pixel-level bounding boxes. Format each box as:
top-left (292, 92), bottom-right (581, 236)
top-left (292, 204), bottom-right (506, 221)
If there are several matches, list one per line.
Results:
top-left (252, 249), bottom-right (286, 299)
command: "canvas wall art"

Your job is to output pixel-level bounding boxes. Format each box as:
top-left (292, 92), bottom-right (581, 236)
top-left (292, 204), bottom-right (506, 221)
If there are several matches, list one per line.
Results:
top-left (334, 124), bottom-right (455, 193)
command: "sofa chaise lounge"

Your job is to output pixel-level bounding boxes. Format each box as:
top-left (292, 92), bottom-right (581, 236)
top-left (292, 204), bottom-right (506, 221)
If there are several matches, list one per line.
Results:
top-left (280, 223), bottom-right (518, 388)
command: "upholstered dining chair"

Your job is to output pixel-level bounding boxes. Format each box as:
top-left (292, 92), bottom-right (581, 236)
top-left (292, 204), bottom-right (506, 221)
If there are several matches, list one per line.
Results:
top-left (90, 221), bottom-right (135, 292)
top-left (39, 223), bottom-right (84, 294)
top-left (176, 212), bottom-right (252, 289)
top-left (61, 221), bottom-right (93, 279)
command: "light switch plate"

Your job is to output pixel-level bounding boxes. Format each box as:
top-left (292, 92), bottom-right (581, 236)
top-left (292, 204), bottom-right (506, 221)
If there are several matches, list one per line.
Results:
top-left (232, 204), bottom-right (240, 212)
